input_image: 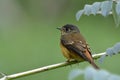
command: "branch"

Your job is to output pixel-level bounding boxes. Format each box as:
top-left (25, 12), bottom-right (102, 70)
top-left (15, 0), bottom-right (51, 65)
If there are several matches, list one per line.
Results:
top-left (0, 52), bottom-right (108, 80)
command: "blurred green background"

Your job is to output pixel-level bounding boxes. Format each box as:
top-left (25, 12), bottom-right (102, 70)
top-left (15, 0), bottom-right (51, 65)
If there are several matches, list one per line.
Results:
top-left (0, 0), bottom-right (120, 80)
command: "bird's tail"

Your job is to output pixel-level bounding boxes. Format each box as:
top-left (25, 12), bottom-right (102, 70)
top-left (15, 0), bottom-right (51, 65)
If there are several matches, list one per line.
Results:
top-left (91, 61), bottom-right (100, 70)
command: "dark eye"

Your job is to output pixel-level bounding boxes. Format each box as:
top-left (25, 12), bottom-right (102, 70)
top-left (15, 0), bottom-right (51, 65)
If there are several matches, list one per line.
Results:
top-left (65, 28), bottom-right (70, 32)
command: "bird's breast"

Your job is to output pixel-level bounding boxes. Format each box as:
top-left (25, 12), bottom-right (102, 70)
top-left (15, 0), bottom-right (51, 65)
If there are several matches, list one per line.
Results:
top-left (60, 42), bottom-right (72, 60)
top-left (60, 42), bottom-right (84, 61)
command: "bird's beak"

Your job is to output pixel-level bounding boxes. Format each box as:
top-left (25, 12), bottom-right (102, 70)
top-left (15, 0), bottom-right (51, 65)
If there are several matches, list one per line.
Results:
top-left (56, 27), bottom-right (62, 31)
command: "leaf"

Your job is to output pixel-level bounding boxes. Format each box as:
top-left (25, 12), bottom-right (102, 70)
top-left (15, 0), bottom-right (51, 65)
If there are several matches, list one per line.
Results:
top-left (108, 75), bottom-right (120, 80)
top-left (91, 2), bottom-right (101, 15)
top-left (68, 67), bottom-right (120, 80)
top-left (84, 5), bottom-right (92, 16)
top-left (98, 54), bottom-right (106, 63)
top-left (99, 42), bottom-right (120, 63)
top-left (84, 67), bottom-right (97, 80)
top-left (112, 42), bottom-right (120, 54)
top-left (116, 1), bottom-right (120, 15)
top-left (101, 1), bottom-right (113, 16)
top-left (94, 70), bottom-right (110, 80)
top-left (68, 69), bottom-right (84, 80)
top-left (115, 1), bottom-right (120, 27)
top-left (106, 42), bottom-right (120, 56)
top-left (76, 10), bottom-right (84, 21)
top-left (112, 2), bottom-right (120, 27)
top-left (106, 47), bottom-right (114, 56)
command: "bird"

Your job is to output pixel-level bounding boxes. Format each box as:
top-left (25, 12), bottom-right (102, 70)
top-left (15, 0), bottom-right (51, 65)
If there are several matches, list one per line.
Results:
top-left (57, 24), bottom-right (99, 69)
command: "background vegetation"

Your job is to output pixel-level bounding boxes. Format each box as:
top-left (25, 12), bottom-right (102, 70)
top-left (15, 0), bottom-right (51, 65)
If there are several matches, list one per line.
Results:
top-left (0, 0), bottom-right (120, 80)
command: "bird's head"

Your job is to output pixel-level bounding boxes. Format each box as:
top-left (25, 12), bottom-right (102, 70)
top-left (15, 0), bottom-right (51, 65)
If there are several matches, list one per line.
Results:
top-left (57, 24), bottom-right (80, 35)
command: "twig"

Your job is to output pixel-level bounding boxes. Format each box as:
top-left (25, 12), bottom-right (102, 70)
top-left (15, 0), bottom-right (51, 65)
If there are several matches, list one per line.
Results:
top-left (0, 52), bottom-right (107, 80)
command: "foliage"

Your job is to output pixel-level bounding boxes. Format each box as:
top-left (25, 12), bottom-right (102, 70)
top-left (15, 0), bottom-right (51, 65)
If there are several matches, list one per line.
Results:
top-left (68, 67), bottom-right (120, 80)
top-left (99, 42), bottom-right (120, 63)
top-left (70, 0), bottom-right (120, 80)
top-left (68, 42), bottom-right (120, 80)
top-left (76, 0), bottom-right (120, 27)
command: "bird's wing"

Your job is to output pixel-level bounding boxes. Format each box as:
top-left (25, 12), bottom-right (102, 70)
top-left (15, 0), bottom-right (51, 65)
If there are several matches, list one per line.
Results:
top-left (61, 39), bottom-right (91, 62)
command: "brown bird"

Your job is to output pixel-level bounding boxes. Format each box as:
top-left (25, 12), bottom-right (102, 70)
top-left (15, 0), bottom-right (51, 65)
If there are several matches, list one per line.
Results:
top-left (57, 24), bottom-right (99, 69)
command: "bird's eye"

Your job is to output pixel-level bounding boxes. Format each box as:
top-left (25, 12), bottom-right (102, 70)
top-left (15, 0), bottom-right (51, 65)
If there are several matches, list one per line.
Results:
top-left (65, 28), bottom-right (70, 32)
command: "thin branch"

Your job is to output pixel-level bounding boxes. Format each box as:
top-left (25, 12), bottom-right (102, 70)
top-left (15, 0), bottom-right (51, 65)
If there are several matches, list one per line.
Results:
top-left (0, 52), bottom-right (107, 80)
